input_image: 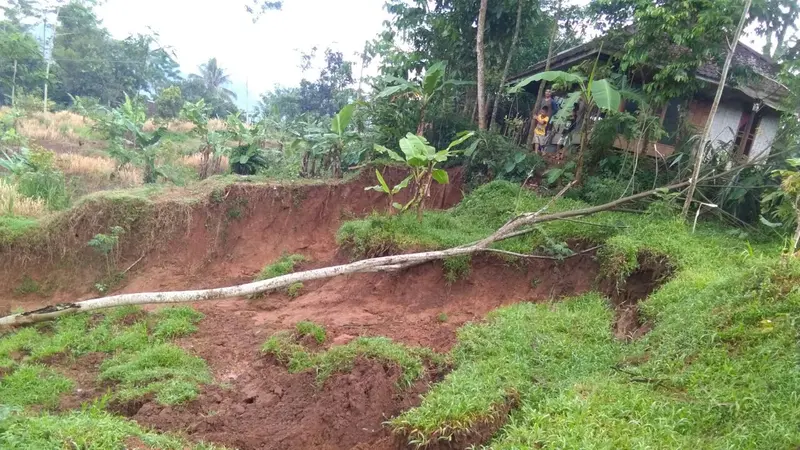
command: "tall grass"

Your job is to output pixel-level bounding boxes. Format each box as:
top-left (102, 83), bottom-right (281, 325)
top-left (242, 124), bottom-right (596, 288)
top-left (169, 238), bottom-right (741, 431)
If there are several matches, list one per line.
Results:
top-left (15, 110), bottom-right (94, 145)
top-left (142, 118), bottom-right (225, 133)
top-left (56, 153), bottom-right (143, 186)
top-left (0, 178), bottom-right (46, 217)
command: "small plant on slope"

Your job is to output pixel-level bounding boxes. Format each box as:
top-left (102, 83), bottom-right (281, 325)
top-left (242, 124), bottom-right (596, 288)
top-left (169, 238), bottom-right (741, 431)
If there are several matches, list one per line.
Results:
top-left (255, 253), bottom-right (307, 281)
top-left (88, 226), bottom-right (125, 294)
top-left (373, 131), bottom-right (474, 221)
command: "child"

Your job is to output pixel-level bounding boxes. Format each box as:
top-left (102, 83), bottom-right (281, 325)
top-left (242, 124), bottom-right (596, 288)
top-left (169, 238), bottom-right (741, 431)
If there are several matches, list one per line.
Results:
top-left (533, 105), bottom-right (550, 154)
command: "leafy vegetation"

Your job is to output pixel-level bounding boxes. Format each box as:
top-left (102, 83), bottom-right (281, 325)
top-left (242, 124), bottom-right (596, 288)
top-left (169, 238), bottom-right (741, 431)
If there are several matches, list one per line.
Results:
top-left (372, 132), bottom-right (473, 220)
top-left (337, 178), bottom-right (800, 448)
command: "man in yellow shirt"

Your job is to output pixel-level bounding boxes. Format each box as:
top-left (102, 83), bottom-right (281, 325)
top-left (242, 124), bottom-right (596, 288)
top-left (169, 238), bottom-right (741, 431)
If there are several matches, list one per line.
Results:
top-left (533, 105), bottom-right (550, 154)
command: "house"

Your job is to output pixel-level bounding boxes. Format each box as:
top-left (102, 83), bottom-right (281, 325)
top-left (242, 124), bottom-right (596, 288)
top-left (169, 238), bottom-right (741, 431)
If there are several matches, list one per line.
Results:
top-left (508, 39), bottom-right (794, 161)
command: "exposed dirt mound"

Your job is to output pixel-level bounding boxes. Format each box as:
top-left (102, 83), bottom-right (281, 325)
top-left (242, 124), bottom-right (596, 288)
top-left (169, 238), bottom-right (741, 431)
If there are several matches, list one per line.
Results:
top-left (0, 167), bottom-right (463, 311)
top-left (603, 253), bottom-right (673, 340)
top-left (133, 358), bottom-right (430, 450)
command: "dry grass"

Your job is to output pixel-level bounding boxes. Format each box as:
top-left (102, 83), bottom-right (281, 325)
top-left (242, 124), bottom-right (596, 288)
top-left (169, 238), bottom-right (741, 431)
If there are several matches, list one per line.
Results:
top-left (15, 111), bottom-right (92, 145)
top-left (180, 153), bottom-right (230, 174)
top-left (56, 153), bottom-right (143, 186)
top-left (0, 178), bottom-right (47, 217)
top-left (142, 119), bottom-right (225, 133)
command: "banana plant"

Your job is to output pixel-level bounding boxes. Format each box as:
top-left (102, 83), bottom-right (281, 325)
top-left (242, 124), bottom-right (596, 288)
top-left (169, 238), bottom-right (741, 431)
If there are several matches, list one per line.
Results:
top-left (182, 99), bottom-right (230, 179)
top-left (365, 169), bottom-right (412, 215)
top-left (372, 131), bottom-right (474, 221)
top-left (508, 47), bottom-right (638, 183)
top-left (376, 62), bottom-right (472, 135)
top-left (301, 103), bottom-right (357, 178)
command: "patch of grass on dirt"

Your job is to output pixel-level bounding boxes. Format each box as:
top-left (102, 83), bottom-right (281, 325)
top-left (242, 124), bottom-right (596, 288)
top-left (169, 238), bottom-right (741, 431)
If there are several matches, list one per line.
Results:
top-left (99, 343), bottom-right (212, 405)
top-left (0, 305), bottom-right (208, 407)
top-left (255, 253), bottom-right (307, 281)
top-left (263, 331), bottom-right (446, 387)
top-left (295, 320), bottom-right (326, 344)
top-left (390, 294), bottom-right (617, 446)
top-left (337, 181), bottom-right (615, 258)
top-left (0, 401), bottom-right (225, 449)
top-left (0, 365), bottom-right (74, 408)
top-left (151, 306), bottom-right (205, 340)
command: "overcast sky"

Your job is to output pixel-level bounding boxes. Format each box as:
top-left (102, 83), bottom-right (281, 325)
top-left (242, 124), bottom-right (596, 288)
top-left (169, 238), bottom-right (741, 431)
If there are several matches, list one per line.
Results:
top-left (90, 0), bottom-right (774, 110)
top-left (95, 0), bottom-right (390, 110)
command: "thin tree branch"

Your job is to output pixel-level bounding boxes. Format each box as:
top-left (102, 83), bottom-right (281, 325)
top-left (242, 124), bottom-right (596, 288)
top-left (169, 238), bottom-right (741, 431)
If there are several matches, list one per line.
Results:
top-left (482, 245), bottom-right (603, 260)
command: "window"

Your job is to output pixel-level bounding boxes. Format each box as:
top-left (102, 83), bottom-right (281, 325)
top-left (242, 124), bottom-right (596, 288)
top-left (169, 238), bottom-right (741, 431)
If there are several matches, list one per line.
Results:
top-left (659, 99), bottom-right (681, 145)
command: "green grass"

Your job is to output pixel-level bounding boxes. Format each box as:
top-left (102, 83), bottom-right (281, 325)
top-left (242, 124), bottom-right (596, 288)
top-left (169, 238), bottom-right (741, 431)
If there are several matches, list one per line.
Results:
top-left (390, 294), bottom-right (618, 446)
top-left (99, 343), bottom-right (212, 405)
top-left (337, 181), bottom-right (617, 258)
top-left (286, 282), bottom-right (304, 298)
top-left (0, 216), bottom-right (39, 244)
top-left (0, 401), bottom-right (225, 449)
top-left (337, 180), bottom-right (800, 448)
top-left (0, 365), bottom-right (74, 408)
top-left (295, 320), bottom-right (326, 344)
top-left (0, 305), bottom-right (208, 407)
top-left (262, 331), bottom-right (446, 387)
top-left (255, 253), bottom-right (307, 281)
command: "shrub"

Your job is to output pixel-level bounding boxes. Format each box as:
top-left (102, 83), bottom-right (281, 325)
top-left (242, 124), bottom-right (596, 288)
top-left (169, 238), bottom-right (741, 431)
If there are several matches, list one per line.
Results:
top-left (464, 131), bottom-right (544, 188)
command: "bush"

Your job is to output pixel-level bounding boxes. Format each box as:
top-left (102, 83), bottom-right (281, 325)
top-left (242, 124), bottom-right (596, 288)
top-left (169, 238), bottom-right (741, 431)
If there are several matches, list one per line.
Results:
top-left (154, 86), bottom-right (183, 119)
top-left (16, 169), bottom-right (69, 210)
top-left (464, 131), bottom-right (544, 188)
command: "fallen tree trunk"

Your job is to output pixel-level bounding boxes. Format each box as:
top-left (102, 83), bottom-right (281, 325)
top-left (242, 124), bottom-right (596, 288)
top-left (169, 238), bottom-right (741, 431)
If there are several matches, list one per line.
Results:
top-left (0, 164), bottom-right (756, 327)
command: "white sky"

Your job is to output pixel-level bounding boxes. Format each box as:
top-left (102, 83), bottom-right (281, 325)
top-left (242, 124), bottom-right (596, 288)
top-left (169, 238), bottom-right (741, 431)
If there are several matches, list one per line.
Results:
top-left (95, 0), bottom-right (390, 110)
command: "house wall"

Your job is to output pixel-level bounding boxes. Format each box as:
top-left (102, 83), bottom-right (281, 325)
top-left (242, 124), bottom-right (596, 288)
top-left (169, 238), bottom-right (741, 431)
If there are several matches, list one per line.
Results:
top-left (750, 112), bottom-right (779, 161)
top-left (707, 100), bottom-right (745, 149)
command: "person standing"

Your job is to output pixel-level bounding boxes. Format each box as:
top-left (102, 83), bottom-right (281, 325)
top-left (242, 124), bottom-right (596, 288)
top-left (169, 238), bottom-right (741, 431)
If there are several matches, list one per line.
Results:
top-left (533, 105), bottom-right (550, 154)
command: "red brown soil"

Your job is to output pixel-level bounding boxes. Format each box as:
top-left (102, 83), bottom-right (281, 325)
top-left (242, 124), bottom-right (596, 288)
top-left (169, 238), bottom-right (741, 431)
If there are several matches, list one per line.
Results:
top-left (0, 167), bottom-right (664, 449)
top-left (605, 254), bottom-right (673, 341)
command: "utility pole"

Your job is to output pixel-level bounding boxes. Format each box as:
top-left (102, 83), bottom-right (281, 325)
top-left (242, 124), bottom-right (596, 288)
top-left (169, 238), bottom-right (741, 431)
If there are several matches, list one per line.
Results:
top-left (42, 4), bottom-right (61, 114)
top-left (11, 60), bottom-right (17, 107)
top-left (681, 0), bottom-right (753, 218)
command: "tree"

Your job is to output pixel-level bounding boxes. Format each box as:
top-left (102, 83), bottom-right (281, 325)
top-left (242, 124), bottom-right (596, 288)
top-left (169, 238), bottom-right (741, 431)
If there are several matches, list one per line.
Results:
top-left (46, 2), bottom-right (180, 107)
top-left (245, 0), bottom-right (283, 22)
top-left (476, 0), bottom-right (488, 130)
top-left (189, 58), bottom-right (237, 105)
top-left (154, 86), bottom-right (183, 119)
top-left (591, 0), bottom-right (745, 105)
top-left (751, 0), bottom-right (799, 60)
top-left (490, 0), bottom-right (524, 131)
top-left (258, 48), bottom-right (355, 120)
top-left (681, 0), bottom-right (752, 218)
top-left (0, 22), bottom-right (44, 106)
top-left (376, 62), bottom-right (470, 135)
